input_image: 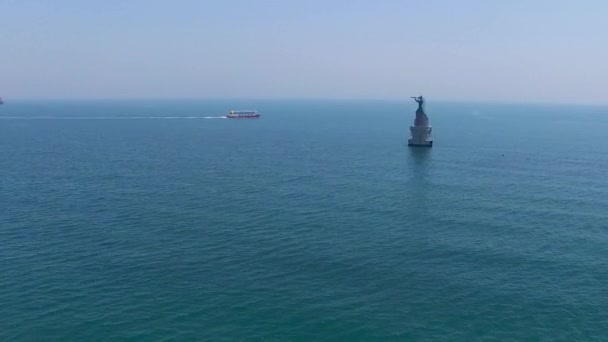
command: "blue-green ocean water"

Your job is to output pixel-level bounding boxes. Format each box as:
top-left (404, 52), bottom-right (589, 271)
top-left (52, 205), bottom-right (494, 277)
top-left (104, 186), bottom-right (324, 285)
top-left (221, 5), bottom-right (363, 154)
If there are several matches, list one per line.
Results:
top-left (1, 100), bottom-right (607, 341)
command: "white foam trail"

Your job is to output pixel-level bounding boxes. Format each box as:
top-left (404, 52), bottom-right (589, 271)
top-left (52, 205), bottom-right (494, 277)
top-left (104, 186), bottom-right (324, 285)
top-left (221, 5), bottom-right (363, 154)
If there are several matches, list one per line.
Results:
top-left (0, 116), bottom-right (228, 120)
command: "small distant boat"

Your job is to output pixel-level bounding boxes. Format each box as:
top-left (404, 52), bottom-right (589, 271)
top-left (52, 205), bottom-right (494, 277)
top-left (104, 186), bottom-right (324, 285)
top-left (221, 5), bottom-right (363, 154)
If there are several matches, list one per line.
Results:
top-left (226, 110), bottom-right (260, 119)
top-left (0, 97), bottom-right (4, 105)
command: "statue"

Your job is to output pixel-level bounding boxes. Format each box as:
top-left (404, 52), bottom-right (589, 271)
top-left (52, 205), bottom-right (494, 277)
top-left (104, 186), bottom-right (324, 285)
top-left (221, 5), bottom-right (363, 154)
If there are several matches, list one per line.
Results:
top-left (411, 96), bottom-right (424, 111)
top-left (410, 96), bottom-right (428, 127)
top-left (408, 95), bottom-right (433, 147)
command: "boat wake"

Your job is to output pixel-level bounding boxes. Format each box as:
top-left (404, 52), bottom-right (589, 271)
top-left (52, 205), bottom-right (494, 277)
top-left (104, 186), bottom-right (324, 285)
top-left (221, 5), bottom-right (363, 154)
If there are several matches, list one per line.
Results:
top-left (0, 116), bottom-right (228, 120)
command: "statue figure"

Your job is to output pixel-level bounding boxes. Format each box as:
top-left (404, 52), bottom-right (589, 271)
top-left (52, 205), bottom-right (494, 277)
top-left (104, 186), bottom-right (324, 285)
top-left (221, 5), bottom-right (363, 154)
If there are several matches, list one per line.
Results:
top-left (411, 96), bottom-right (424, 111)
top-left (411, 96), bottom-right (428, 127)
top-left (408, 95), bottom-right (433, 147)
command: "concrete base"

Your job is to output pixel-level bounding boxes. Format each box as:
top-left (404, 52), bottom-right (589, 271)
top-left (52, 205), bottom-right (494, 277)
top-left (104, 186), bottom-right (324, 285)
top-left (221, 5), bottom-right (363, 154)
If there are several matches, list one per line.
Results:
top-left (408, 126), bottom-right (433, 147)
top-left (408, 140), bottom-right (433, 147)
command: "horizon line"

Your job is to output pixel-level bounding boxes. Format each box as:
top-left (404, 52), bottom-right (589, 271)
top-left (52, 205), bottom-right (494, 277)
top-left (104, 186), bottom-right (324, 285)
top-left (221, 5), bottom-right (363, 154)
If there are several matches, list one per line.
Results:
top-left (2, 97), bottom-right (608, 107)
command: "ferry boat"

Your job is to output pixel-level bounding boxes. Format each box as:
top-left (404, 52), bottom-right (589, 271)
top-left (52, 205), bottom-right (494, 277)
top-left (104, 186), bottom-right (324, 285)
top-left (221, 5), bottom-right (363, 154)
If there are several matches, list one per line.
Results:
top-left (226, 110), bottom-right (260, 119)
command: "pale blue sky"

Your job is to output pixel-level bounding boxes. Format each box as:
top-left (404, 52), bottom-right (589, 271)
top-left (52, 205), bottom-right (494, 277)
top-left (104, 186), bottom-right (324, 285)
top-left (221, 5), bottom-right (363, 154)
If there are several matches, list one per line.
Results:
top-left (1, 0), bottom-right (607, 103)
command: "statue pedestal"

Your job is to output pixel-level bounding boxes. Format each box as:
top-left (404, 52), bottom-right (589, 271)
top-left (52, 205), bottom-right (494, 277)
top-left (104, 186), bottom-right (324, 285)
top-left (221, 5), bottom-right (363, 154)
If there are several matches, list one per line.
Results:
top-left (408, 126), bottom-right (433, 147)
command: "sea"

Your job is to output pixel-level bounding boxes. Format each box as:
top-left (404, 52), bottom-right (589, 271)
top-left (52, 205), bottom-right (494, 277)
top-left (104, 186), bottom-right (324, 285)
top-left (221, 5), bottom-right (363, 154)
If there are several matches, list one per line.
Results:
top-left (1, 99), bottom-right (607, 341)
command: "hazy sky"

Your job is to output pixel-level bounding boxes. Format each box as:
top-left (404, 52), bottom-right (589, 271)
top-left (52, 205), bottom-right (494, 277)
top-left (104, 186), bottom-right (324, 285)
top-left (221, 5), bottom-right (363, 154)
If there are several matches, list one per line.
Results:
top-left (1, 0), bottom-right (607, 103)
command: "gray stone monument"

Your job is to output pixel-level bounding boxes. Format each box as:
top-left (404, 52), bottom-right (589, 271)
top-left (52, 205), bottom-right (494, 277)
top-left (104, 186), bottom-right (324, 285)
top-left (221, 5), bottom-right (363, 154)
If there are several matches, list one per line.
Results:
top-left (408, 96), bottom-right (433, 147)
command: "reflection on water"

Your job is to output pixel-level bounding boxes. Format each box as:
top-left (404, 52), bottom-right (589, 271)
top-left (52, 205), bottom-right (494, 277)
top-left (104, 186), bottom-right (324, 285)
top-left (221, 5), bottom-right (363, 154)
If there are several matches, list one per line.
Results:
top-left (408, 147), bottom-right (432, 181)
top-left (404, 147), bottom-right (433, 210)
top-left (409, 147), bottom-right (432, 166)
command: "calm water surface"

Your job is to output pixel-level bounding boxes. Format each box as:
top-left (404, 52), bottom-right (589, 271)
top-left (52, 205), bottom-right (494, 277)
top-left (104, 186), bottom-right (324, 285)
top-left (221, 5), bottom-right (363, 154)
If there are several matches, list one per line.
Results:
top-left (1, 100), bottom-right (607, 341)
